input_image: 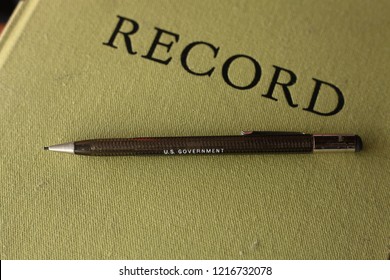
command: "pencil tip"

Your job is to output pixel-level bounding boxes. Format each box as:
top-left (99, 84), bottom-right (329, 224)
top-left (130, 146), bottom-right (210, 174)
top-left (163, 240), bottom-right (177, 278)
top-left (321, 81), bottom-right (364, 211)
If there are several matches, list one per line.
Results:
top-left (43, 142), bottom-right (74, 154)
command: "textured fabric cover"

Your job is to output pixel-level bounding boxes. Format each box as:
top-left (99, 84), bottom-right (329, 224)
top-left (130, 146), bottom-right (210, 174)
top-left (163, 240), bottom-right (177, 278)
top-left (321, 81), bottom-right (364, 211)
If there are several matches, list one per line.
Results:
top-left (0, 0), bottom-right (389, 259)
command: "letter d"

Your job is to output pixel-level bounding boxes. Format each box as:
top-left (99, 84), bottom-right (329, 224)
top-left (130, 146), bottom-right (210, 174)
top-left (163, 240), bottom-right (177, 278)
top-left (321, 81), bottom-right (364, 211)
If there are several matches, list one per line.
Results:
top-left (303, 78), bottom-right (345, 116)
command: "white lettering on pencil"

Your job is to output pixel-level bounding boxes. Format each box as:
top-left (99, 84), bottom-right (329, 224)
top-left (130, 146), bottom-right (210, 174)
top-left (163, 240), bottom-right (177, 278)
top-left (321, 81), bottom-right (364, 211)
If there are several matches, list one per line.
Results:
top-left (164, 148), bottom-right (224, 155)
top-left (163, 149), bottom-right (175, 155)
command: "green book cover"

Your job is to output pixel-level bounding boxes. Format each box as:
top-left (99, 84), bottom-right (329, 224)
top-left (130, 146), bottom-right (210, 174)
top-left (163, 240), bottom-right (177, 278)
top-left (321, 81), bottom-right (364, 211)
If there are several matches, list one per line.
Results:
top-left (0, 0), bottom-right (389, 259)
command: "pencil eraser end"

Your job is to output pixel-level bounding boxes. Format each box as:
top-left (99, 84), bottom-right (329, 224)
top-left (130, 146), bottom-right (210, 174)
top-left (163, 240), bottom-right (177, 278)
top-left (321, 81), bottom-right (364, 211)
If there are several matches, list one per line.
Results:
top-left (355, 135), bottom-right (363, 152)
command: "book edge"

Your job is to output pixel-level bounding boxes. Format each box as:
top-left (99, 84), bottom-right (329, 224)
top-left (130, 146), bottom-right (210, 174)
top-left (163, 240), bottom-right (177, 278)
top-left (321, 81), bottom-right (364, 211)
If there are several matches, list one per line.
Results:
top-left (0, 0), bottom-right (40, 70)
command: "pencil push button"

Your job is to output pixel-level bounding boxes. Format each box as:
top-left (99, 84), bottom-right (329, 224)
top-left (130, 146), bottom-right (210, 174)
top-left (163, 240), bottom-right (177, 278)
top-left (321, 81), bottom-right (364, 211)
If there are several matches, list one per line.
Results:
top-left (313, 134), bottom-right (362, 152)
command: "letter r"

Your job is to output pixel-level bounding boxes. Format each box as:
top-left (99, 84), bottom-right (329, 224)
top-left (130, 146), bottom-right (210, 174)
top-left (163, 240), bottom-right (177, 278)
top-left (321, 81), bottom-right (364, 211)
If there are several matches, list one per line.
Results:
top-left (102, 15), bottom-right (139, 54)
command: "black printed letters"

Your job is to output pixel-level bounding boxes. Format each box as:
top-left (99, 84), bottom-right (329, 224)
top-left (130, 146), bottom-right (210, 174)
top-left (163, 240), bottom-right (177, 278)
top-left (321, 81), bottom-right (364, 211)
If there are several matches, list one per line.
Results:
top-left (103, 16), bottom-right (345, 116)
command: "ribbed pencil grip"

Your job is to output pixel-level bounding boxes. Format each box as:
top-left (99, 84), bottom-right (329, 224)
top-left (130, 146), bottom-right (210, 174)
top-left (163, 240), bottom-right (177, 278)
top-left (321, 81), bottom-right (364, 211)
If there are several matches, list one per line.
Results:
top-left (74, 135), bottom-right (313, 156)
